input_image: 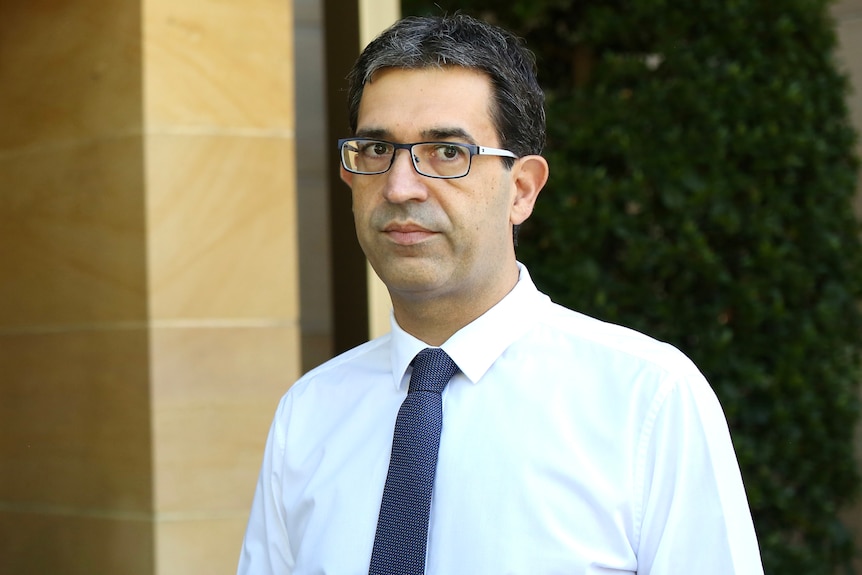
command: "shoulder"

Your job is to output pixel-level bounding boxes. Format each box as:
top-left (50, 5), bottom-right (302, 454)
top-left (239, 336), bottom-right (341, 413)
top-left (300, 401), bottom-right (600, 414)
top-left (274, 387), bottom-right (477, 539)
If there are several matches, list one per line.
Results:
top-left (287, 333), bottom-right (392, 398)
top-left (523, 298), bottom-right (726, 443)
top-left (268, 333), bottom-right (394, 443)
top-left (515, 266), bottom-right (698, 379)
top-left (529, 297), bottom-right (702, 380)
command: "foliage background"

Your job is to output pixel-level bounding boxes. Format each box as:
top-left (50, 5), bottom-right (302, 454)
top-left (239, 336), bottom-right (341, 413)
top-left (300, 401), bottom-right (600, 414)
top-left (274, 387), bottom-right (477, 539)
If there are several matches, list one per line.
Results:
top-left (400, 1), bottom-right (862, 572)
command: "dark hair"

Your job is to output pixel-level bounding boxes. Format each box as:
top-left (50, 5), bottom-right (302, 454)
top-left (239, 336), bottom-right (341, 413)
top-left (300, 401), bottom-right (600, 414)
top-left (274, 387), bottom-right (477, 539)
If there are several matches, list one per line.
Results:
top-left (346, 14), bottom-right (546, 159)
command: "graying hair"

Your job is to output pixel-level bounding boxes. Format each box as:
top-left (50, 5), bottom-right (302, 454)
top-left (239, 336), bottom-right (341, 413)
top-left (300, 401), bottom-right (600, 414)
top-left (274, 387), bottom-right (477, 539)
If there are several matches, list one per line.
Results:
top-left (346, 14), bottom-right (546, 160)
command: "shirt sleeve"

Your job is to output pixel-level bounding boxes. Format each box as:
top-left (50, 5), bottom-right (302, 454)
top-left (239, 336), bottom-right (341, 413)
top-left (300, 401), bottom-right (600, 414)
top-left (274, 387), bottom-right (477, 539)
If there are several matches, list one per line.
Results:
top-left (237, 396), bottom-right (294, 575)
top-left (633, 373), bottom-right (764, 575)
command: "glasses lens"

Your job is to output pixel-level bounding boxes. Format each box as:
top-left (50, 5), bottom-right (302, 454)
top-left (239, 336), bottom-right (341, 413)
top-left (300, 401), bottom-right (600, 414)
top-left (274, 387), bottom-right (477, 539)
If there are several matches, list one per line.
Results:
top-left (412, 143), bottom-right (471, 178)
top-left (341, 139), bottom-right (394, 174)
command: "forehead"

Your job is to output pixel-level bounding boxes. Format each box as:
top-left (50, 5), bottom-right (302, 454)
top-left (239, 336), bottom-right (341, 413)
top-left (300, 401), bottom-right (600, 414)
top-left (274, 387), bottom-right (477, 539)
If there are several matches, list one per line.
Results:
top-left (356, 67), bottom-right (497, 142)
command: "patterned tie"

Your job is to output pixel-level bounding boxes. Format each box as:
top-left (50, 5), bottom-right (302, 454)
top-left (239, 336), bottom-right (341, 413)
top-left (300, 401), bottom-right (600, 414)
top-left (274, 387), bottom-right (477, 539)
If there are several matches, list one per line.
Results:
top-left (369, 347), bottom-right (459, 575)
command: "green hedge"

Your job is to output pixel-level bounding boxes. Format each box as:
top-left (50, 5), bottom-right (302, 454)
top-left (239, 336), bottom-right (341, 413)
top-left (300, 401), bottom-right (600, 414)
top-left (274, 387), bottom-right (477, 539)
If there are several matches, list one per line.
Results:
top-left (401, 1), bottom-right (862, 572)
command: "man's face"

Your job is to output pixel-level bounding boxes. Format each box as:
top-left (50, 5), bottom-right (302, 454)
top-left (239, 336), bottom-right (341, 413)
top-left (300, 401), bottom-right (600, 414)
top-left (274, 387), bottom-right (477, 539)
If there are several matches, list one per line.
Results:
top-left (341, 66), bottom-right (526, 311)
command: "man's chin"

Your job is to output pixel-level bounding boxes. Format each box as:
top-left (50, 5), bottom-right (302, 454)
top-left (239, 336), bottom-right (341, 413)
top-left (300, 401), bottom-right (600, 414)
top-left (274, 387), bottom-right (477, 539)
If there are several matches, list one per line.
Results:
top-left (373, 263), bottom-right (448, 297)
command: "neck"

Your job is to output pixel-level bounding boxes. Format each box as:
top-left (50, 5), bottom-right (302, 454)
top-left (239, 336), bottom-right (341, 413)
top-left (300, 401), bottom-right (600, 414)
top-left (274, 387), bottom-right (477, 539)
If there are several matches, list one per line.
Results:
top-left (390, 266), bottom-right (520, 346)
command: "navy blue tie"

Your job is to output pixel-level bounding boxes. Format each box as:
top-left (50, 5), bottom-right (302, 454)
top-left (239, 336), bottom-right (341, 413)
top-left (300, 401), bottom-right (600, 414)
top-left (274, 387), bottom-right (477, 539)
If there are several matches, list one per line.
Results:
top-left (369, 348), bottom-right (459, 575)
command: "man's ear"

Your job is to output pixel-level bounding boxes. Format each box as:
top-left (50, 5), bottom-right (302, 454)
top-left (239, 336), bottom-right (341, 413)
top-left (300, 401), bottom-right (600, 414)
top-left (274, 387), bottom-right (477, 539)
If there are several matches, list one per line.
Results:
top-left (340, 165), bottom-right (354, 187)
top-left (510, 155), bottom-right (549, 225)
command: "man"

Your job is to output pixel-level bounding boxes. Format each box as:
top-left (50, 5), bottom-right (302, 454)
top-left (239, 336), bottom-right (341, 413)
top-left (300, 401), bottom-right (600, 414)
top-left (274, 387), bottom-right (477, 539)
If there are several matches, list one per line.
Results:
top-left (238, 14), bottom-right (763, 575)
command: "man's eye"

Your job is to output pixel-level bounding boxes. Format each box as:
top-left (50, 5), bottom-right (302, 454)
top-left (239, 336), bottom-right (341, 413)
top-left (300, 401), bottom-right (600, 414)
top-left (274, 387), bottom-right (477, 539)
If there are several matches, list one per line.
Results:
top-left (441, 146), bottom-right (460, 159)
top-left (359, 142), bottom-right (390, 157)
top-left (433, 145), bottom-right (465, 160)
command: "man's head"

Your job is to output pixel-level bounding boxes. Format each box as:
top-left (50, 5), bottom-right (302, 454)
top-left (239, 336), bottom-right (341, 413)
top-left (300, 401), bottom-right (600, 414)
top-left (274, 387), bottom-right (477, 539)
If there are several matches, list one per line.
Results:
top-left (340, 15), bottom-right (549, 343)
top-left (346, 14), bottom-right (546, 160)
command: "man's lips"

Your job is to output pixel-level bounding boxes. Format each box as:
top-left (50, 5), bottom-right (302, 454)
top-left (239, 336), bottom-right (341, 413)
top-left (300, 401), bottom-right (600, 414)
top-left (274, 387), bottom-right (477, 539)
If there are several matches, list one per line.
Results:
top-left (382, 223), bottom-right (437, 245)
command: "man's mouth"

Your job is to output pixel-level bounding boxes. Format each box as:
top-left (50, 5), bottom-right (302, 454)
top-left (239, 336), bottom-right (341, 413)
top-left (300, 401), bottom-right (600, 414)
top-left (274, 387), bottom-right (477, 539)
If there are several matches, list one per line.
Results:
top-left (382, 223), bottom-right (437, 246)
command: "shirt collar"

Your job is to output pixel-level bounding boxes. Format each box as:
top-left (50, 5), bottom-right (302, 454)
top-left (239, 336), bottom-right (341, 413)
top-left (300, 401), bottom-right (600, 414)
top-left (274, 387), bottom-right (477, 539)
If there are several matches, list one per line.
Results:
top-left (389, 263), bottom-right (548, 389)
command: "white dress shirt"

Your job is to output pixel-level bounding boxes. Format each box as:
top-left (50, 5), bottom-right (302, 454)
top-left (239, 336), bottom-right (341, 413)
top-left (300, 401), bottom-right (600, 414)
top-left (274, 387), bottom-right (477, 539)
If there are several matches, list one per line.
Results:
top-left (238, 265), bottom-right (764, 574)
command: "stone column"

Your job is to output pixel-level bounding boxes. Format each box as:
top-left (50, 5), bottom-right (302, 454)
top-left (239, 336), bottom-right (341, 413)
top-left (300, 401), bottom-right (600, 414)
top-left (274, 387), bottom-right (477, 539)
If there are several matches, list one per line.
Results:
top-left (833, 1), bottom-right (862, 571)
top-left (0, 1), bottom-right (299, 573)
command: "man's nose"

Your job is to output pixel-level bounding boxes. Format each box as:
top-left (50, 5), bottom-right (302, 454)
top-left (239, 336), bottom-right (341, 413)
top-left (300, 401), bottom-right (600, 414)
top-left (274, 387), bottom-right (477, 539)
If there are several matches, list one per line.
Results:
top-left (382, 148), bottom-right (430, 203)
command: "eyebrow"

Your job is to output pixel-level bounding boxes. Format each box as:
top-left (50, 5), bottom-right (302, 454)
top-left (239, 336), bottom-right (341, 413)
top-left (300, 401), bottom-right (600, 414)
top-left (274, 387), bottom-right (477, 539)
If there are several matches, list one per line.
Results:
top-left (421, 127), bottom-right (475, 143)
top-left (353, 126), bottom-right (477, 144)
top-left (354, 127), bottom-right (390, 140)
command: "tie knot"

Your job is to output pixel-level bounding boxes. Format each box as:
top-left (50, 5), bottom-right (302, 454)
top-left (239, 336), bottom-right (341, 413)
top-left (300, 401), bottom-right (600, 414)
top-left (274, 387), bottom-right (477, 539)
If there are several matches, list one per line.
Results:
top-left (408, 348), bottom-right (458, 394)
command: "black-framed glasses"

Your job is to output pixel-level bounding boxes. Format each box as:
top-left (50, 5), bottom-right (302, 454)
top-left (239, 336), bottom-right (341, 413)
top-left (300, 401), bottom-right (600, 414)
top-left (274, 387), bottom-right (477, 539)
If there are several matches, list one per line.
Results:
top-left (337, 138), bottom-right (518, 179)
